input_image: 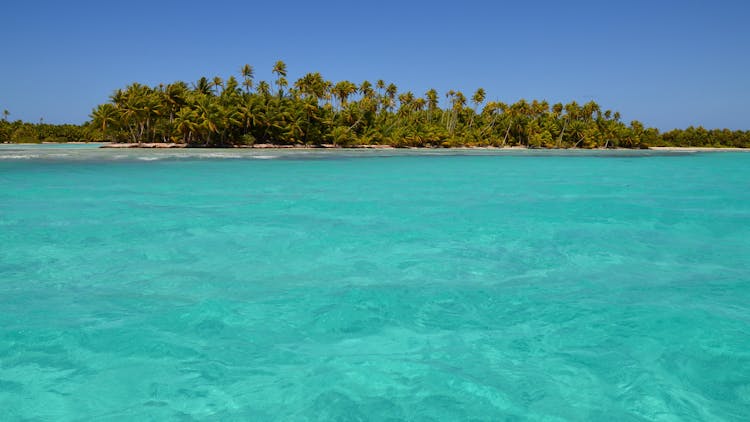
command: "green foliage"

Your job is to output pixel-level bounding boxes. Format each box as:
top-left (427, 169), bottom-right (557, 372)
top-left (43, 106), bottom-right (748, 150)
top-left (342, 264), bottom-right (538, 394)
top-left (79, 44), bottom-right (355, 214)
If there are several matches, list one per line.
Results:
top-left (658, 127), bottom-right (750, 148)
top-left (0, 119), bottom-right (94, 144)
top-left (2, 62), bottom-right (748, 148)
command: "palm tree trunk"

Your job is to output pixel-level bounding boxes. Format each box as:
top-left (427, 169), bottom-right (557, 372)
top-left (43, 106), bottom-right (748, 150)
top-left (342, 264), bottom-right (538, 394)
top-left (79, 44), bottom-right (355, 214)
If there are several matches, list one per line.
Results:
top-left (502, 123), bottom-right (511, 146)
top-left (557, 119), bottom-right (567, 148)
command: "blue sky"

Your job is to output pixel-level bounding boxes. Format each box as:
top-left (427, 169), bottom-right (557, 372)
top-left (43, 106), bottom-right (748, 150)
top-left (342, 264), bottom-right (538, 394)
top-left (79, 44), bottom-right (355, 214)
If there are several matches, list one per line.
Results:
top-left (1, 0), bottom-right (748, 130)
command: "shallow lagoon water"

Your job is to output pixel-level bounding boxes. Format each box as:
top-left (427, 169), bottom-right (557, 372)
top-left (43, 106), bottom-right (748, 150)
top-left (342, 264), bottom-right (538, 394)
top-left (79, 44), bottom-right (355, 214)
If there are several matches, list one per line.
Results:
top-left (1, 145), bottom-right (749, 420)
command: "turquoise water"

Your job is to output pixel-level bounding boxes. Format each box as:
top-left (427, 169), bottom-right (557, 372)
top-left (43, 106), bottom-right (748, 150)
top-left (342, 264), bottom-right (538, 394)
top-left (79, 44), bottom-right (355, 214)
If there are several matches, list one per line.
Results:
top-left (1, 145), bottom-right (749, 420)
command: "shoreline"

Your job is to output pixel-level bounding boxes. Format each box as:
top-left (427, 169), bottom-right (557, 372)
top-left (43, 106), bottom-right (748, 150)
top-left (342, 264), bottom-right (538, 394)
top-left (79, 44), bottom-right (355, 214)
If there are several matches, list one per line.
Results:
top-left (3, 142), bottom-right (747, 151)
top-left (98, 143), bottom-right (748, 151)
top-left (647, 146), bottom-right (749, 151)
top-left (98, 143), bottom-right (531, 149)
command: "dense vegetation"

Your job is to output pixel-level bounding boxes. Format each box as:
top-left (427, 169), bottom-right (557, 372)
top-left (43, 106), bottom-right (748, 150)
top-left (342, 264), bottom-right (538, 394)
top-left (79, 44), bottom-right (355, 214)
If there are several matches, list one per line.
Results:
top-left (2, 62), bottom-right (748, 148)
top-left (0, 115), bottom-right (94, 144)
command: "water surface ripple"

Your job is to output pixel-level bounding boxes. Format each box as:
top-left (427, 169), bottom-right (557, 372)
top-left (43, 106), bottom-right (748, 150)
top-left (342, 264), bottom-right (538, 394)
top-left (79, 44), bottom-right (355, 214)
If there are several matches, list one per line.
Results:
top-left (1, 145), bottom-right (749, 420)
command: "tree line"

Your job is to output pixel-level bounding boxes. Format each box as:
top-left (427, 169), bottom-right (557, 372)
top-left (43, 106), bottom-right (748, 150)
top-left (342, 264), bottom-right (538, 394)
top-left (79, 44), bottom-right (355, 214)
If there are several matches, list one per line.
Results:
top-left (0, 118), bottom-right (93, 144)
top-left (2, 62), bottom-right (748, 148)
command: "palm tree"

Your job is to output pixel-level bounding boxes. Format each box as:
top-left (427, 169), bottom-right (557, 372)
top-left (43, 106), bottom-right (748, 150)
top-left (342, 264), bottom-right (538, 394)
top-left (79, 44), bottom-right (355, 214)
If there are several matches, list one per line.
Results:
top-left (212, 76), bottom-right (224, 96)
top-left (114, 82), bottom-right (152, 142)
top-left (164, 82), bottom-right (187, 113)
top-left (425, 89), bottom-right (439, 112)
top-left (422, 89), bottom-right (437, 125)
top-left (241, 64), bottom-right (254, 93)
top-left (479, 101), bottom-right (502, 142)
top-left (376, 79), bottom-right (385, 93)
top-left (379, 83), bottom-right (397, 115)
top-left (359, 80), bottom-right (374, 99)
top-left (2, 109), bottom-right (9, 122)
top-left (581, 101), bottom-right (600, 122)
top-left (397, 91), bottom-right (415, 119)
top-left (443, 90), bottom-right (455, 129)
top-left (565, 101), bottom-right (580, 121)
top-left (257, 81), bottom-right (271, 98)
top-left (91, 103), bottom-right (119, 141)
top-left (272, 60), bottom-right (288, 97)
top-left (385, 83), bottom-right (397, 102)
top-left (471, 88), bottom-right (486, 109)
top-left (295, 72), bottom-right (327, 102)
top-left (223, 76), bottom-right (240, 98)
top-left (194, 97), bottom-right (221, 145)
top-left (445, 91), bottom-right (465, 135)
top-left (195, 77), bottom-right (212, 96)
top-left (138, 91), bottom-right (162, 142)
top-left (332, 81), bottom-right (357, 110)
top-left (413, 98), bottom-right (426, 112)
top-left (568, 120), bottom-right (587, 147)
top-left (175, 108), bottom-right (198, 144)
top-left (469, 88), bottom-right (486, 129)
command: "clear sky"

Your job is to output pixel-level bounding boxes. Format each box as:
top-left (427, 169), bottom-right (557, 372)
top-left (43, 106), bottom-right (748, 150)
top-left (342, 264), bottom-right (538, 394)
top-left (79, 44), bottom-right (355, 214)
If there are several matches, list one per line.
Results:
top-left (1, 0), bottom-right (748, 130)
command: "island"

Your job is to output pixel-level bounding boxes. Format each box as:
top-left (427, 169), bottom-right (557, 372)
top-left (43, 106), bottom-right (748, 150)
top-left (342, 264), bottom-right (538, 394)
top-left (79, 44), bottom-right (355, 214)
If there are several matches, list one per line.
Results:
top-left (2, 62), bottom-right (748, 149)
